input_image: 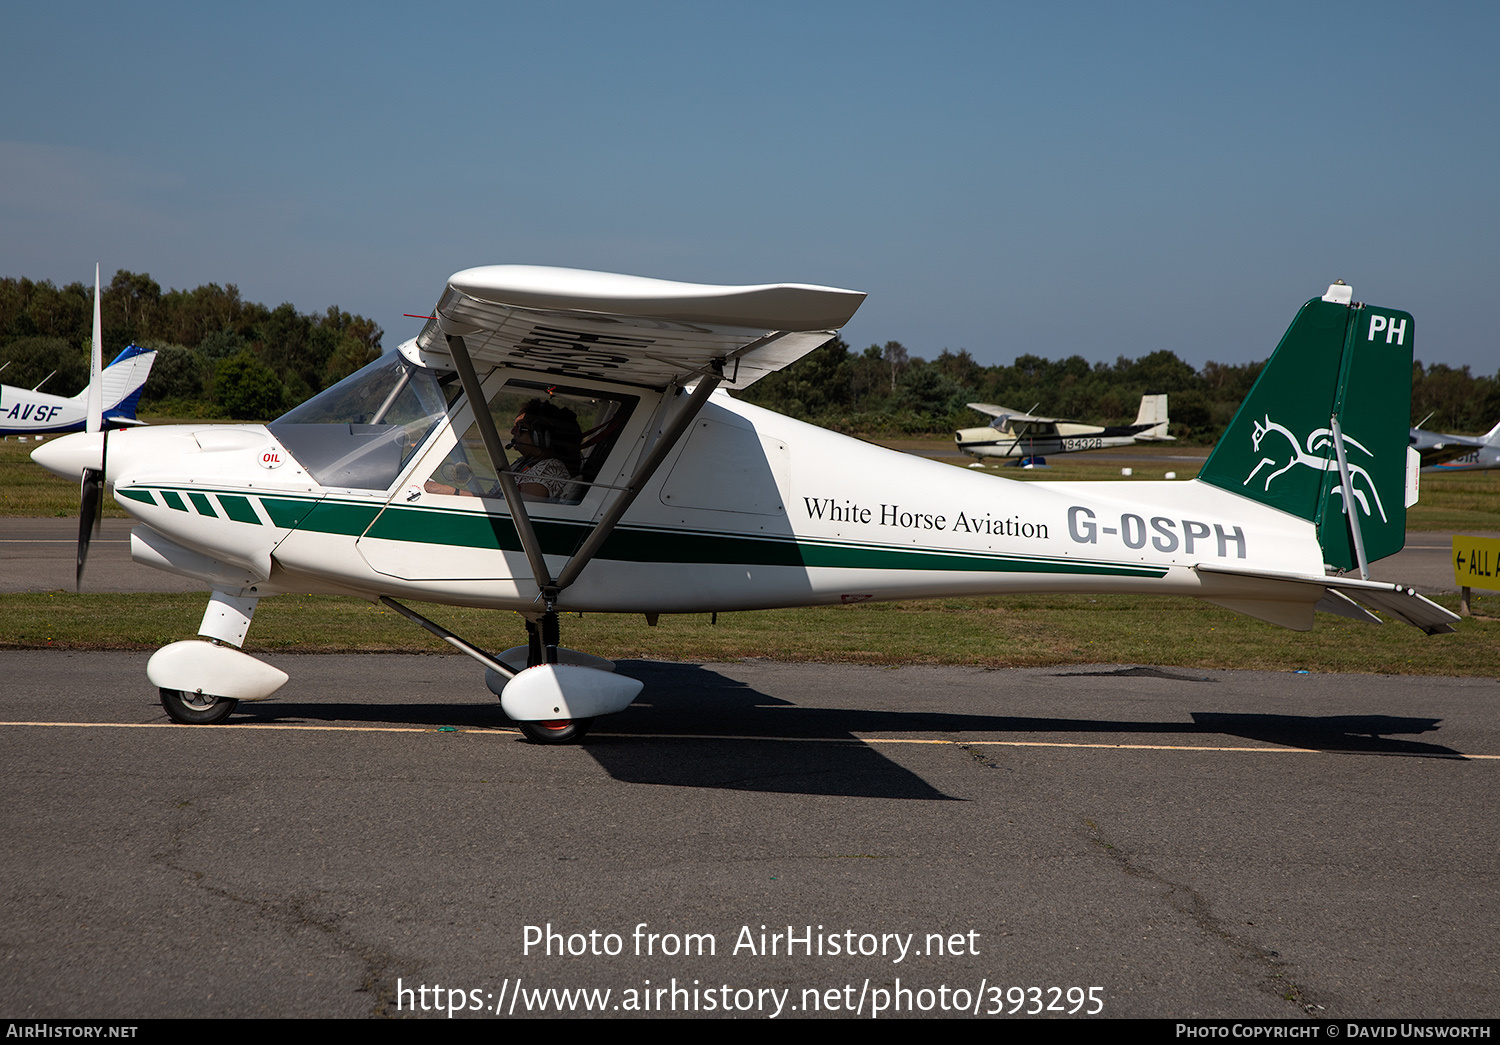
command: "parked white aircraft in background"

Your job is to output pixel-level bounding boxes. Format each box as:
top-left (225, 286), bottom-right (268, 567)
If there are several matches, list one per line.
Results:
top-left (955, 394), bottom-right (1172, 462)
top-left (33, 268), bottom-right (1455, 741)
top-left (0, 342), bottom-right (157, 437)
top-left (2, 266), bottom-right (156, 438)
top-left (1411, 420), bottom-right (1500, 473)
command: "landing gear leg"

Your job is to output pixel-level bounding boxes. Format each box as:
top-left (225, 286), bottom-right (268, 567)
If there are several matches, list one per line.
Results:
top-left (156, 589), bottom-right (258, 725)
top-left (524, 611), bottom-right (561, 666)
top-left (516, 610), bottom-right (590, 743)
top-left (379, 598), bottom-right (629, 744)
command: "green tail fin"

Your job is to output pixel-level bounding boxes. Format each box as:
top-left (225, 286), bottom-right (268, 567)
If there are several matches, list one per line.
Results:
top-left (1199, 284), bottom-right (1414, 570)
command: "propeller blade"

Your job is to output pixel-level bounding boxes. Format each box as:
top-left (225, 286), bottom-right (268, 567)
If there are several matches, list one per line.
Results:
top-left (74, 426), bottom-right (110, 590)
top-left (77, 467), bottom-right (102, 590)
top-left (76, 266), bottom-right (109, 589)
top-left (86, 264), bottom-right (102, 434)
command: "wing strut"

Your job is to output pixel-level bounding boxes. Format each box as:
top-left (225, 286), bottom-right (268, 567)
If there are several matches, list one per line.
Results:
top-left (379, 596), bottom-right (518, 679)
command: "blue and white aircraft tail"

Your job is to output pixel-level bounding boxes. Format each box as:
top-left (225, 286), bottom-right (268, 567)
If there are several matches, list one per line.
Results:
top-left (0, 343), bottom-right (158, 436)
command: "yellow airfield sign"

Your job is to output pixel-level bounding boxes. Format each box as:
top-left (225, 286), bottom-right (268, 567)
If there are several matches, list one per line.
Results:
top-left (1452, 535), bottom-right (1500, 591)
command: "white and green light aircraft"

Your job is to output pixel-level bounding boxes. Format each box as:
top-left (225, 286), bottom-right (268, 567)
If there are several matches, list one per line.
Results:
top-left (32, 268), bottom-right (1456, 741)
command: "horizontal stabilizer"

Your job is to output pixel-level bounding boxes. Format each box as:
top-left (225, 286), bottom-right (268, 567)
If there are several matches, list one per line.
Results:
top-left (1201, 596), bottom-right (1315, 631)
top-left (1196, 563), bottom-right (1458, 635)
top-left (1313, 588), bottom-right (1383, 625)
top-left (1328, 580), bottom-right (1458, 635)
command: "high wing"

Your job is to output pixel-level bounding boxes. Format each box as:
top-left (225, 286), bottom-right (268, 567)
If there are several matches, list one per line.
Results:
top-left (411, 265), bottom-right (866, 391)
top-left (399, 264), bottom-right (869, 634)
top-left (965, 403), bottom-right (1063, 438)
top-left (968, 402), bottom-right (1057, 425)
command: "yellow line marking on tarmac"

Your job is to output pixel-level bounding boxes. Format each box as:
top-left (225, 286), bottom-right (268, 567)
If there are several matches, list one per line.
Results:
top-left (0, 720), bottom-right (1495, 758)
top-left (0, 720), bottom-right (515, 734)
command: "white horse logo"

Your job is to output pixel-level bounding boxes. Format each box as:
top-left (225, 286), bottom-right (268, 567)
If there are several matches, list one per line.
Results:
top-left (1244, 416), bottom-right (1386, 522)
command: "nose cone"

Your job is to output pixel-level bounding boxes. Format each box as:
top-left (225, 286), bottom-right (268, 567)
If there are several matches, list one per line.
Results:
top-left (954, 426), bottom-right (998, 450)
top-left (31, 431), bottom-right (104, 480)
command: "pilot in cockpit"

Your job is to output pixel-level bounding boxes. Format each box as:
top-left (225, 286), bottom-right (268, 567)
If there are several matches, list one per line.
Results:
top-left (425, 398), bottom-right (584, 503)
top-left (506, 399), bottom-right (584, 503)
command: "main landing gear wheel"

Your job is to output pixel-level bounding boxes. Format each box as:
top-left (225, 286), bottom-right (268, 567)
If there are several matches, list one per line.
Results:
top-left (509, 612), bottom-right (594, 744)
top-left (516, 718), bottom-right (593, 745)
top-left (159, 688), bottom-right (239, 725)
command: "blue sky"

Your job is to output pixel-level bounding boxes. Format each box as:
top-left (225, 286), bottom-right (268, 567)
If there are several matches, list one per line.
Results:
top-left (3, 2), bottom-right (1495, 373)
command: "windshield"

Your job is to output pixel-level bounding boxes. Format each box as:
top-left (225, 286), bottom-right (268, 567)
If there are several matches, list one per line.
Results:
top-left (269, 353), bottom-right (454, 490)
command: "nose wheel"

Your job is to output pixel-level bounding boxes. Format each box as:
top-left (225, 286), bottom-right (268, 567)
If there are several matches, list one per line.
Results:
top-left (159, 688), bottom-right (239, 725)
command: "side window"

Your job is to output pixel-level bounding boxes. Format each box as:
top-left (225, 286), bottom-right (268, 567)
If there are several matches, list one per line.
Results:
top-left (426, 381), bottom-right (636, 506)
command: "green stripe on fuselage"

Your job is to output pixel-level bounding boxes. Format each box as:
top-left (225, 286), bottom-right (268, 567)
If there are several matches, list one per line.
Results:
top-left (284, 499), bottom-right (383, 537)
top-left (218, 494), bottom-right (260, 525)
top-left (128, 489), bottom-right (1166, 579)
top-left (360, 501), bottom-right (1163, 578)
top-left (259, 496), bottom-right (329, 531)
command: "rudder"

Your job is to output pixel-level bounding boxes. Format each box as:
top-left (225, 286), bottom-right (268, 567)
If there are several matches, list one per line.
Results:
top-left (98, 344), bottom-right (158, 418)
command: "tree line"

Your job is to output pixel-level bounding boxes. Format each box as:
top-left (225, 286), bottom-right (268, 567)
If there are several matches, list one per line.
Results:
top-left (3, 270), bottom-right (1495, 436)
top-left (0, 270), bottom-right (382, 418)
top-left (736, 338), bottom-right (1500, 444)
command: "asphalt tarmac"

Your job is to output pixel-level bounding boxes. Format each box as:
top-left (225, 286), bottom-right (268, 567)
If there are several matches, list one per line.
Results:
top-left (1, 652), bottom-right (1496, 1019)
top-left (2, 514), bottom-right (1495, 1019)
top-left (0, 518), bottom-right (202, 594)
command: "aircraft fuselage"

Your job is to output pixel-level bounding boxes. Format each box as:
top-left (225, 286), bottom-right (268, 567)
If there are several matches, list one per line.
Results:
top-left (953, 423), bottom-right (1149, 459)
top-left (47, 363), bottom-right (1320, 621)
top-left (0, 386), bottom-right (86, 435)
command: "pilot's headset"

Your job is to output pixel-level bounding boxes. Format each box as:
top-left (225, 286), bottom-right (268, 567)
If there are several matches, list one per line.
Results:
top-left (522, 414), bottom-right (558, 453)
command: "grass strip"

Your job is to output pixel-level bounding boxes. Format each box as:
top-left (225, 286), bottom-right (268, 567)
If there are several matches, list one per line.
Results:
top-left (1, 590), bottom-right (1493, 676)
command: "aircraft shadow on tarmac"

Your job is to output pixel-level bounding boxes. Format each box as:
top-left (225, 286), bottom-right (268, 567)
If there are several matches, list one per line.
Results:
top-left (233, 661), bottom-right (1463, 799)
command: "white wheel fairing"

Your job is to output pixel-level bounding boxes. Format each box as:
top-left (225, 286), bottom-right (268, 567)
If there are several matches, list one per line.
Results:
top-left (499, 664), bottom-right (642, 722)
top-left (147, 641), bottom-right (289, 703)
